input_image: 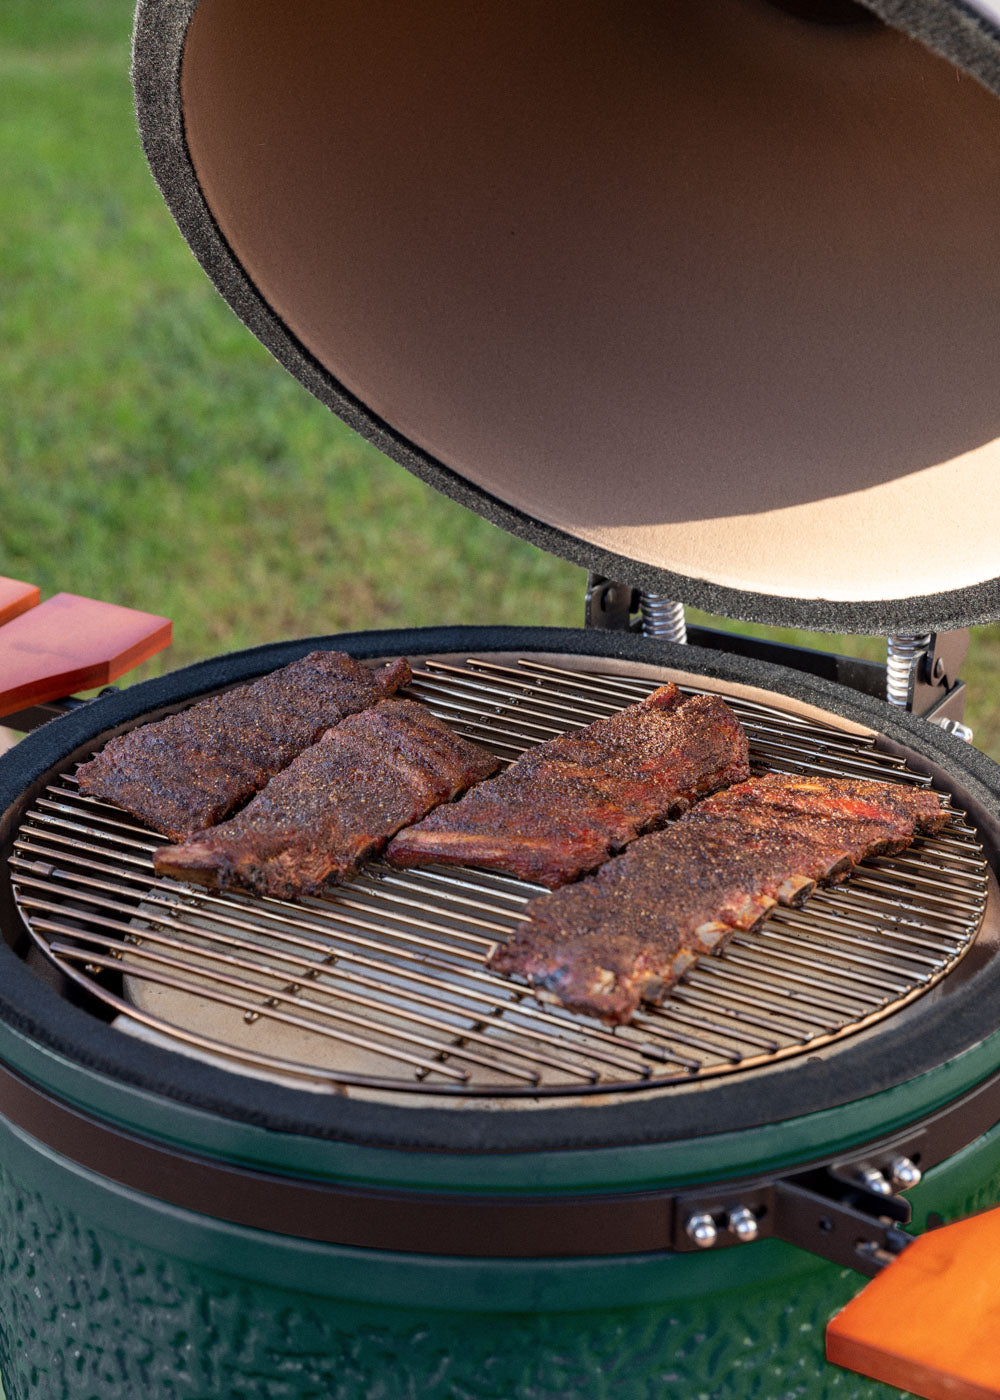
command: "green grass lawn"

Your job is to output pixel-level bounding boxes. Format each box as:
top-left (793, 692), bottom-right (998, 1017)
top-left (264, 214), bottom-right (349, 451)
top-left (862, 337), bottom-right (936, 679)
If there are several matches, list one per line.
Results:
top-left (3, 0), bottom-right (1000, 757)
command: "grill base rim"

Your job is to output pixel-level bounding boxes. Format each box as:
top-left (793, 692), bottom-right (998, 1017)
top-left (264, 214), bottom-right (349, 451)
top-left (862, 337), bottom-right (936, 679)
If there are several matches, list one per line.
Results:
top-left (3, 624), bottom-right (1000, 1156)
top-left (1, 1043), bottom-right (999, 1263)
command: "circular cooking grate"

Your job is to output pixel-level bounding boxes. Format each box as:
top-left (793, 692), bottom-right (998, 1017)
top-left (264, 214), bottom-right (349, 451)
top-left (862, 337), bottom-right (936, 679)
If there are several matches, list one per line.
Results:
top-left (8, 657), bottom-right (990, 1099)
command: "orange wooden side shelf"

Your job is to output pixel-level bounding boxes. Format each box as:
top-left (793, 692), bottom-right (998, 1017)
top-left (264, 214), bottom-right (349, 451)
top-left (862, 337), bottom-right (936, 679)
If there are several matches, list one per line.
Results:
top-left (828, 1206), bottom-right (1000, 1400)
top-left (0, 577), bottom-right (41, 628)
top-left (0, 579), bottom-right (171, 721)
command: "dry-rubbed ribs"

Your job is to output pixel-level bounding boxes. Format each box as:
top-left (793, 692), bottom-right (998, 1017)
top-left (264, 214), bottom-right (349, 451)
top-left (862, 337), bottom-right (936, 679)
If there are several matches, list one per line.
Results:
top-left (490, 773), bottom-right (947, 1025)
top-left (154, 699), bottom-right (500, 898)
top-left (386, 685), bottom-right (750, 887)
top-left (77, 650), bottom-right (412, 841)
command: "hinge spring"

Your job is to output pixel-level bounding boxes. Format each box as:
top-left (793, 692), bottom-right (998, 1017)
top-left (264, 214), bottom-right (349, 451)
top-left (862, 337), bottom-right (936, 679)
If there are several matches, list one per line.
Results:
top-left (640, 596), bottom-right (687, 644)
top-left (886, 633), bottom-right (932, 708)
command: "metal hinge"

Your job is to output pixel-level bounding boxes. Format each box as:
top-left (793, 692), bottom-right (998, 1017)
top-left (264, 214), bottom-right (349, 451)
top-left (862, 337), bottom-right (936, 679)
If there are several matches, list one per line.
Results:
top-left (771, 1170), bottom-right (913, 1275)
top-left (584, 575), bottom-right (688, 641)
top-left (673, 1062), bottom-right (1000, 1274)
top-left (886, 630), bottom-right (970, 731)
top-left (584, 574), bottom-right (640, 630)
top-left (585, 577), bottom-right (972, 733)
top-left (673, 1158), bottom-right (919, 1277)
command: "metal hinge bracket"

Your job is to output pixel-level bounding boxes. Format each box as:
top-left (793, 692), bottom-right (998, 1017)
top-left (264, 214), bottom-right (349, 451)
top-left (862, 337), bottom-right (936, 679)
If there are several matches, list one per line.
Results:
top-left (584, 574), bottom-right (640, 630)
top-left (672, 1162), bottom-right (915, 1276)
top-left (772, 1171), bottom-right (912, 1276)
top-left (890, 629), bottom-right (970, 725)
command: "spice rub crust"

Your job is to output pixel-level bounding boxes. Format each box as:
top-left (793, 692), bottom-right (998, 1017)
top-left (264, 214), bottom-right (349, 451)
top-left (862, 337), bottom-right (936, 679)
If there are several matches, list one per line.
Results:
top-left (154, 699), bottom-right (499, 899)
top-left (386, 685), bottom-right (750, 886)
top-left (77, 651), bottom-right (411, 840)
top-left (491, 773), bottom-right (947, 1024)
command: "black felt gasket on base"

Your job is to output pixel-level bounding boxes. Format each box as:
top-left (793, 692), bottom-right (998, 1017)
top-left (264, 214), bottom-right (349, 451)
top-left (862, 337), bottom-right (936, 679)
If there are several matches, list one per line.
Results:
top-left (129, 0), bottom-right (1000, 635)
top-left (2, 624), bottom-right (1000, 1156)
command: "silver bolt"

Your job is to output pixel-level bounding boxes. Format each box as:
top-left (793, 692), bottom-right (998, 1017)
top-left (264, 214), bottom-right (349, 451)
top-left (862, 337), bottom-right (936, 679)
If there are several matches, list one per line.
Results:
top-left (889, 1156), bottom-right (922, 1190)
top-left (727, 1207), bottom-right (759, 1243)
top-left (857, 1165), bottom-right (893, 1196)
top-left (685, 1212), bottom-right (718, 1249)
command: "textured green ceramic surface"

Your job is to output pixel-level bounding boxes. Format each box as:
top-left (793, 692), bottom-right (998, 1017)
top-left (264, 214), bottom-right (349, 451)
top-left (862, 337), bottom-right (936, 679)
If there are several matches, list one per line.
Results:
top-left (0, 1143), bottom-right (897, 1400)
top-left (0, 1083), bottom-right (998, 1398)
top-left (1, 951), bottom-right (999, 1395)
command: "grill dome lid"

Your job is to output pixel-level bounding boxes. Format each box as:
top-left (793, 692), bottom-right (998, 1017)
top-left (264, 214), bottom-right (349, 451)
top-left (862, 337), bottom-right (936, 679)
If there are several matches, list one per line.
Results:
top-left (133, 0), bottom-right (1000, 632)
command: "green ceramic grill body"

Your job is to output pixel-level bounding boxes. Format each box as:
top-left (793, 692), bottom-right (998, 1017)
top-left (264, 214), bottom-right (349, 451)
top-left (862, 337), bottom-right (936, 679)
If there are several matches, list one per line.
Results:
top-left (2, 629), bottom-right (1000, 1399)
top-left (0, 1013), bottom-right (999, 1400)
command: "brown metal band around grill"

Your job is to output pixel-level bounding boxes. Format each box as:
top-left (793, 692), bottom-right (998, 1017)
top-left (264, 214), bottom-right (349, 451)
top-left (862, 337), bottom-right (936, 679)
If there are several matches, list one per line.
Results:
top-left (5, 1019), bottom-right (1000, 1267)
top-left (154, 700), bottom-right (499, 899)
top-left (75, 650), bottom-right (411, 841)
top-left (385, 685), bottom-right (749, 886)
top-left (497, 774), bottom-right (949, 1026)
top-left (7, 654), bottom-right (989, 1102)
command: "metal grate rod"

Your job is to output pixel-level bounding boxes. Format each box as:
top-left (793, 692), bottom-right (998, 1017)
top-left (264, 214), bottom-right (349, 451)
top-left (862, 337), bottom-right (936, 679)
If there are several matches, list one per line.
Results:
top-left (43, 924), bottom-right (541, 1085)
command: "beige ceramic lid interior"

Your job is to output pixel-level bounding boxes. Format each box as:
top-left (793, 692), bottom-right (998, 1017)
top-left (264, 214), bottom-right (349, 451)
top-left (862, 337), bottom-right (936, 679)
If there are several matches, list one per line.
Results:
top-left (180, 0), bottom-right (1000, 605)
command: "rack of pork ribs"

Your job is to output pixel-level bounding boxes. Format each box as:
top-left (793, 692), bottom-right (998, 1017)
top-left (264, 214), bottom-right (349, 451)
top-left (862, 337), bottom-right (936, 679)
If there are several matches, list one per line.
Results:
top-left (79, 649), bottom-right (494, 896)
top-left (385, 683), bottom-right (750, 885)
top-left (156, 699), bottom-right (500, 898)
top-left (79, 658), bottom-right (944, 1026)
top-left (77, 650), bottom-right (414, 841)
top-left (489, 774), bottom-right (947, 1025)
top-left (82, 667), bottom-right (750, 901)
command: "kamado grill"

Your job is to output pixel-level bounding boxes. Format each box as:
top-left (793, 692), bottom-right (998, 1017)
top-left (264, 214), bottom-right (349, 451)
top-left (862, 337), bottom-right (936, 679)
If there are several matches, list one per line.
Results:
top-left (3, 0), bottom-right (1000, 1396)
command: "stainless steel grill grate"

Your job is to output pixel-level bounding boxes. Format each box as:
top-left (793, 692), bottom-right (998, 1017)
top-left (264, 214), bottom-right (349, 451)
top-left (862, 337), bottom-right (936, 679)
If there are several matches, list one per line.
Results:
top-left (8, 656), bottom-right (989, 1099)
